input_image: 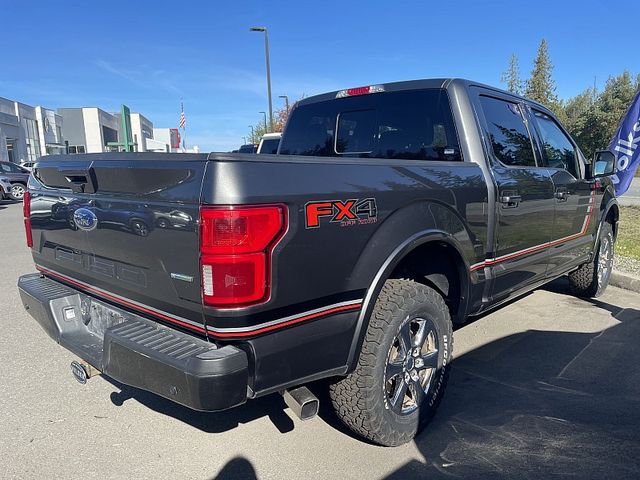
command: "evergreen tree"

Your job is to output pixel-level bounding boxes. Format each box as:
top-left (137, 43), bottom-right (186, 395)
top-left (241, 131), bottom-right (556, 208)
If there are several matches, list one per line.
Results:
top-left (525, 39), bottom-right (568, 122)
top-left (501, 53), bottom-right (522, 95)
top-left (563, 87), bottom-right (596, 156)
top-left (562, 72), bottom-right (638, 159)
top-left (588, 72), bottom-right (637, 155)
top-left (525, 39), bottom-right (558, 106)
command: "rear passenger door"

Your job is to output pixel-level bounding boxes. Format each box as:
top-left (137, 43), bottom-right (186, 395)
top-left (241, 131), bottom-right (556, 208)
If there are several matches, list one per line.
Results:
top-left (527, 108), bottom-right (594, 275)
top-left (474, 92), bottom-right (556, 301)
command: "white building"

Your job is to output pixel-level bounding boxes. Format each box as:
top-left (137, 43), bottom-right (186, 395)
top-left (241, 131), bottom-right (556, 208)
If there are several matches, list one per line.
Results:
top-left (0, 97), bottom-right (62, 164)
top-left (58, 107), bottom-right (119, 154)
top-left (129, 113), bottom-right (154, 152)
top-left (153, 128), bottom-right (181, 152)
top-left (1, 96), bottom-right (195, 161)
top-left (35, 107), bottom-right (65, 156)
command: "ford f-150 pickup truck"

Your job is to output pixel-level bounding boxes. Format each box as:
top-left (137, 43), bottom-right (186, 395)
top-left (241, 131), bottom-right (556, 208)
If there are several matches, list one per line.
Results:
top-left (18, 79), bottom-right (618, 446)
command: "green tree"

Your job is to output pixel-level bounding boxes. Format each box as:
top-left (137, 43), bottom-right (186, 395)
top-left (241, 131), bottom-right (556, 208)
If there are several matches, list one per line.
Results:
top-left (578, 72), bottom-right (638, 158)
top-left (248, 120), bottom-right (269, 144)
top-left (249, 96), bottom-right (301, 142)
top-left (562, 87), bottom-right (596, 155)
top-left (501, 53), bottom-right (522, 95)
top-left (525, 39), bottom-right (563, 117)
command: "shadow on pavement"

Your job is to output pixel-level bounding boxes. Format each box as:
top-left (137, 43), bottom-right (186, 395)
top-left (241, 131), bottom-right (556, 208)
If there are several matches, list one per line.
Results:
top-left (105, 277), bottom-right (640, 479)
top-left (107, 379), bottom-right (295, 435)
top-left (209, 457), bottom-right (258, 480)
top-left (387, 285), bottom-right (640, 479)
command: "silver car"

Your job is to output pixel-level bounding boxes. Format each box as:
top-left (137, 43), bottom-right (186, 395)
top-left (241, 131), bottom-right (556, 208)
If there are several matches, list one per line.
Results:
top-left (0, 177), bottom-right (13, 200)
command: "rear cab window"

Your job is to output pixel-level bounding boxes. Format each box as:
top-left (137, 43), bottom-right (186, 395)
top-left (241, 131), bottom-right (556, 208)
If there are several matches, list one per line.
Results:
top-left (280, 89), bottom-right (462, 161)
top-left (479, 95), bottom-right (537, 168)
top-left (259, 138), bottom-right (280, 154)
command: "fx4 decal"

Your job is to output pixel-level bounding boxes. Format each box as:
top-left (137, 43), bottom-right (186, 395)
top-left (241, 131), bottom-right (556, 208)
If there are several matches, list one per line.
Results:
top-left (305, 198), bottom-right (378, 229)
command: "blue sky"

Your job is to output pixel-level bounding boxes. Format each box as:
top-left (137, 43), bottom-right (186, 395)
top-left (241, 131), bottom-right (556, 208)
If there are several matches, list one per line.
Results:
top-left (1, 0), bottom-right (635, 152)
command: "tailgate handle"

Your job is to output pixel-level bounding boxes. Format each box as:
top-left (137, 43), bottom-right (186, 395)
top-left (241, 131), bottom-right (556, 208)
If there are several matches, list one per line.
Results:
top-left (65, 174), bottom-right (88, 184)
top-left (60, 168), bottom-right (97, 194)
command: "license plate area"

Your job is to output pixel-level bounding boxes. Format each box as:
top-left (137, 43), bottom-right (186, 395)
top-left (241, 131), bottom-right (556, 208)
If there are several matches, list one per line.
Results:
top-left (80, 294), bottom-right (129, 339)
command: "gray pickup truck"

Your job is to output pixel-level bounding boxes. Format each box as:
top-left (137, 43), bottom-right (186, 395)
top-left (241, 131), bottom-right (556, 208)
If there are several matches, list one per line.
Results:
top-left (18, 79), bottom-right (618, 446)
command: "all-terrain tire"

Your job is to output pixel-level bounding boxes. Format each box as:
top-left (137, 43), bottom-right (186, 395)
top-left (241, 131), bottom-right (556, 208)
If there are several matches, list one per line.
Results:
top-left (329, 279), bottom-right (453, 446)
top-left (569, 222), bottom-right (614, 298)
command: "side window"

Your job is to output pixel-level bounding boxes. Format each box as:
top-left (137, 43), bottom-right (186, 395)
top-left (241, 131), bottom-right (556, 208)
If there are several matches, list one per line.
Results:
top-left (0, 163), bottom-right (10, 173)
top-left (479, 96), bottom-right (536, 167)
top-left (531, 110), bottom-right (579, 178)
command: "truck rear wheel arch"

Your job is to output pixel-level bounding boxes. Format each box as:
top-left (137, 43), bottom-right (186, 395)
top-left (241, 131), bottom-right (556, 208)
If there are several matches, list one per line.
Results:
top-left (346, 231), bottom-right (470, 372)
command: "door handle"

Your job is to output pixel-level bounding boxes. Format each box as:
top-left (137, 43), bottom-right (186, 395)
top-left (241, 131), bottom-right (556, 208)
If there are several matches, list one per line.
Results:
top-left (500, 194), bottom-right (522, 208)
top-left (555, 190), bottom-right (569, 202)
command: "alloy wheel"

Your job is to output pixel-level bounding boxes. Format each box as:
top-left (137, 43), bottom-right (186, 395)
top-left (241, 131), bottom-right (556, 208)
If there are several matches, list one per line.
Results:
top-left (385, 316), bottom-right (439, 415)
top-left (597, 235), bottom-right (613, 289)
top-left (11, 184), bottom-right (25, 200)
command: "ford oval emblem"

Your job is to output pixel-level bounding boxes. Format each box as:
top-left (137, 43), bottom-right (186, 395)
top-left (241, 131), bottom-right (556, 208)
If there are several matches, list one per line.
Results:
top-left (73, 208), bottom-right (98, 231)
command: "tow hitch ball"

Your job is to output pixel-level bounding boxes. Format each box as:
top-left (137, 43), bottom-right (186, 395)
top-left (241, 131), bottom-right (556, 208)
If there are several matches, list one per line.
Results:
top-left (70, 360), bottom-right (101, 384)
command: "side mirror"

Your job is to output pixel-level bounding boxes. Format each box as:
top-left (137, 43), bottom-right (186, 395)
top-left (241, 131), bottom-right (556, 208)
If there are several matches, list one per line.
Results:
top-left (589, 150), bottom-right (616, 179)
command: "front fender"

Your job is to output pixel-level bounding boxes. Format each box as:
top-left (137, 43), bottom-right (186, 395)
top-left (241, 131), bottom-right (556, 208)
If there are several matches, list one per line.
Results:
top-left (593, 184), bottom-right (618, 256)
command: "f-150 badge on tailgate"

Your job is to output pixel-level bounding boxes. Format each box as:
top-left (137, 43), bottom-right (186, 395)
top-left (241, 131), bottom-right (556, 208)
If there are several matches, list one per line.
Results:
top-left (305, 198), bottom-right (378, 229)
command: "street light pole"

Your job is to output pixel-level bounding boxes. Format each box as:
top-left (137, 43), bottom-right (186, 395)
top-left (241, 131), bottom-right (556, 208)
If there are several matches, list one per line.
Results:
top-left (279, 95), bottom-right (290, 112)
top-left (250, 26), bottom-right (273, 132)
top-left (259, 111), bottom-right (267, 132)
top-left (248, 125), bottom-right (254, 143)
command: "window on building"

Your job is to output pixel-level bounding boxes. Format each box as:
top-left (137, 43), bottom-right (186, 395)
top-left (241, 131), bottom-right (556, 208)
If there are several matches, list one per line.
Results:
top-left (67, 145), bottom-right (85, 154)
top-left (102, 126), bottom-right (118, 145)
top-left (21, 118), bottom-right (42, 162)
top-left (479, 96), bottom-right (536, 167)
top-left (6, 140), bottom-right (15, 163)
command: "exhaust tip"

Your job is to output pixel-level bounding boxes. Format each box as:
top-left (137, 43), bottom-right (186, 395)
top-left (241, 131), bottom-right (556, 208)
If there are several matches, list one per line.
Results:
top-left (282, 386), bottom-right (319, 421)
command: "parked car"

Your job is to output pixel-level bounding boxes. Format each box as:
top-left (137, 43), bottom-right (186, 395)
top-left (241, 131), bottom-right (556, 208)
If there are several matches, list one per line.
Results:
top-left (0, 161), bottom-right (30, 200)
top-left (0, 177), bottom-right (12, 200)
top-left (238, 143), bottom-right (258, 154)
top-left (154, 209), bottom-right (194, 230)
top-left (51, 198), bottom-right (155, 236)
top-left (257, 132), bottom-right (282, 154)
top-left (19, 79), bottom-right (618, 447)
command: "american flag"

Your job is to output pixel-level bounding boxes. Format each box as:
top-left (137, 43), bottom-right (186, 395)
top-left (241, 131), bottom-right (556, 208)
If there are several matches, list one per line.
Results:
top-left (179, 102), bottom-right (186, 129)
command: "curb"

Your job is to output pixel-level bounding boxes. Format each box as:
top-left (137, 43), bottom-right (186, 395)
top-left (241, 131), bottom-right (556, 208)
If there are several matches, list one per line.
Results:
top-left (610, 270), bottom-right (640, 294)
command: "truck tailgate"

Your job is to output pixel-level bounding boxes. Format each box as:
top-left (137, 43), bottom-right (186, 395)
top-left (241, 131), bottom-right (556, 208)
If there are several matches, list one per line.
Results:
top-left (29, 153), bottom-right (208, 335)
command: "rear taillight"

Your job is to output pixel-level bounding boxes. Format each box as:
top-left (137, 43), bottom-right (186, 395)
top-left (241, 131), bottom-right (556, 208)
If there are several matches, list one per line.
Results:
top-left (23, 191), bottom-right (33, 248)
top-left (200, 205), bottom-right (286, 307)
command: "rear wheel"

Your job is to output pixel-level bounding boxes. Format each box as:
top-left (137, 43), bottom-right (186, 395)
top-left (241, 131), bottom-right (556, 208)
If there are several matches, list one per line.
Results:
top-left (569, 222), bottom-right (614, 297)
top-left (330, 279), bottom-right (452, 446)
top-left (10, 183), bottom-right (25, 201)
top-left (130, 220), bottom-right (149, 237)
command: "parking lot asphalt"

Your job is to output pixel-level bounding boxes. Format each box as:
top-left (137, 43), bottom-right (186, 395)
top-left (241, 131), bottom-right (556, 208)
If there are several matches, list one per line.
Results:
top-left (1, 199), bottom-right (640, 480)
top-left (618, 177), bottom-right (640, 206)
